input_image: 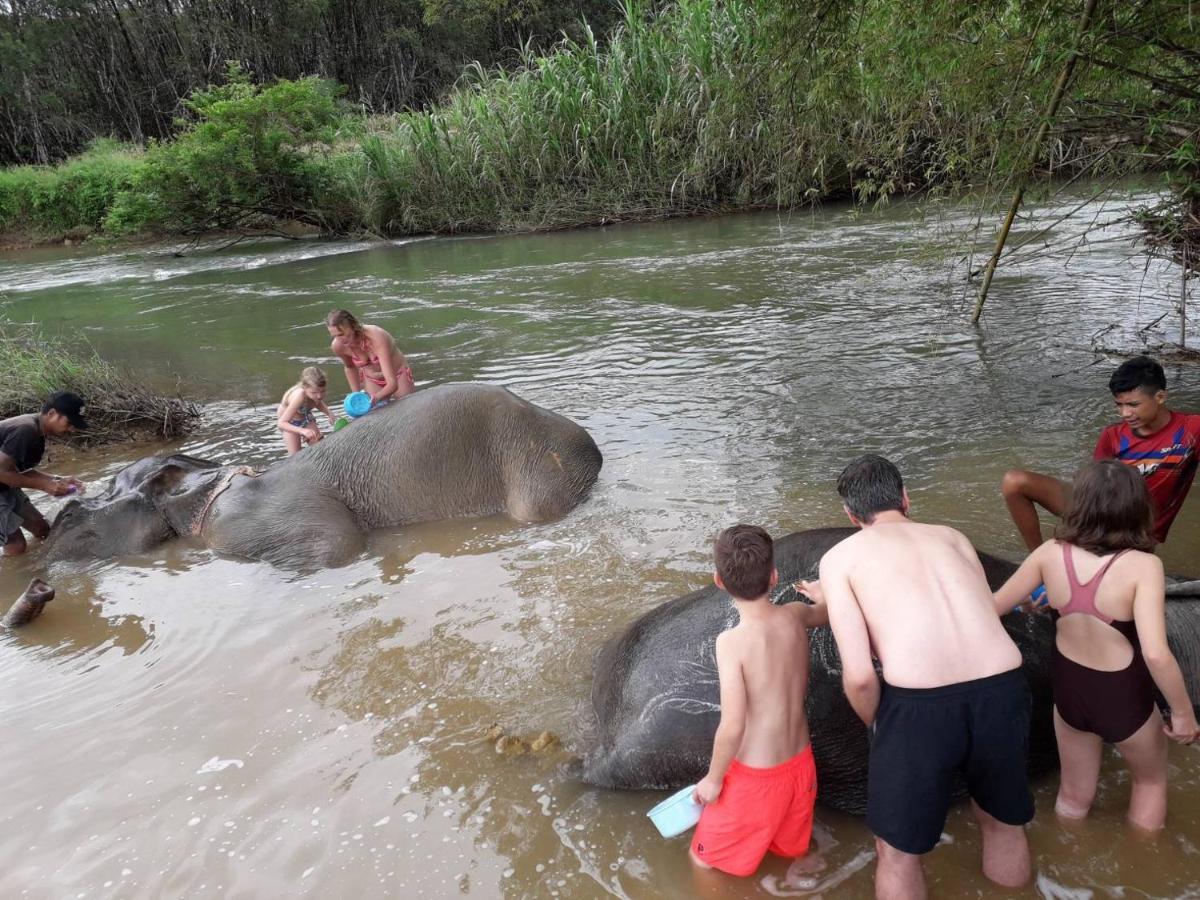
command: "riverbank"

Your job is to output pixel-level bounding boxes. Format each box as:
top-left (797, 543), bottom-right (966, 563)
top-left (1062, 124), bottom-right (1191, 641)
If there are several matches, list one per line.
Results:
top-left (0, 330), bottom-right (200, 442)
top-left (5, 0), bottom-right (1190, 251)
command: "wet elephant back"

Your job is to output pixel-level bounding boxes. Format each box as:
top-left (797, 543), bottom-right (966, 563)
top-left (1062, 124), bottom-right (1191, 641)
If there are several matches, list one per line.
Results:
top-left (584, 528), bottom-right (1064, 815)
top-left (303, 383), bottom-right (601, 528)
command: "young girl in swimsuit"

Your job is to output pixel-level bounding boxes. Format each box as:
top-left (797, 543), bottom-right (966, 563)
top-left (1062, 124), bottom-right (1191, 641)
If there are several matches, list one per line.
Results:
top-left (277, 366), bottom-right (335, 455)
top-left (994, 460), bottom-right (1199, 831)
top-left (325, 309), bottom-right (416, 404)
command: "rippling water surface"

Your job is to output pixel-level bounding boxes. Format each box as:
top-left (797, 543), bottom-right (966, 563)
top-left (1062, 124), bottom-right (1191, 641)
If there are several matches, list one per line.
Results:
top-left (1, 189), bottom-right (1198, 899)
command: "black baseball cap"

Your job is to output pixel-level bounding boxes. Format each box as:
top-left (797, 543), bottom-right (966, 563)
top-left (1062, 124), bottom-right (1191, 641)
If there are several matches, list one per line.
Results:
top-left (43, 391), bottom-right (89, 430)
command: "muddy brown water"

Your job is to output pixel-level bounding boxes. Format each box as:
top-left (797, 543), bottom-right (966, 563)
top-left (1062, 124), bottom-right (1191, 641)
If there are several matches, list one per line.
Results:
top-left (1, 189), bottom-right (1198, 898)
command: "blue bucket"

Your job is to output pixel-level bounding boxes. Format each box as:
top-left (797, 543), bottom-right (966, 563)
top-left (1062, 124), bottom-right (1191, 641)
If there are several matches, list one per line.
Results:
top-left (343, 391), bottom-right (372, 418)
top-left (646, 785), bottom-right (702, 838)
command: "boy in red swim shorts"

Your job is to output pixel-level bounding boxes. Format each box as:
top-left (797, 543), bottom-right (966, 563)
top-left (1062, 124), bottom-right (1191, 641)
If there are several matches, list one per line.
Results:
top-left (689, 525), bottom-right (828, 877)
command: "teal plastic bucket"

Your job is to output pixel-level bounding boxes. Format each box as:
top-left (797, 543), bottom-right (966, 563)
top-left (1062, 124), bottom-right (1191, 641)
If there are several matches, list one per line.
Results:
top-left (344, 391), bottom-right (372, 418)
top-left (646, 785), bottom-right (702, 838)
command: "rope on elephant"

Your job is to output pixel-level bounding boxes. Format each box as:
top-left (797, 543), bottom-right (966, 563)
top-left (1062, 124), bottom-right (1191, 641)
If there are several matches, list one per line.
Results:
top-left (191, 466), bottom-right (260, 536)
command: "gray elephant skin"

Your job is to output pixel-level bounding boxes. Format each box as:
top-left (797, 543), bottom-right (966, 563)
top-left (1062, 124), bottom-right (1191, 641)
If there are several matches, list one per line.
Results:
top-left (583, 527), bottom-right (1200, 815)
top-left (44, 384), bottom-right (603, 569)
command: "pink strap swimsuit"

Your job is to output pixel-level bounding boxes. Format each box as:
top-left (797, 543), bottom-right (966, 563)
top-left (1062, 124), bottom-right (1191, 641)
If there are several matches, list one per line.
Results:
top-left (1050, 543), bottom-right (1156, 743)
top-left (348, 344), bottom-right (413, 389)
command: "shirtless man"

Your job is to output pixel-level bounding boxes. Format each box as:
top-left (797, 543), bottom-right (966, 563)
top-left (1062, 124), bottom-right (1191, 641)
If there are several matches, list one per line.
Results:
top-left (689, 524), bottom-right (829, 878)
top-left (806, 455), bottom-right (1033, 899)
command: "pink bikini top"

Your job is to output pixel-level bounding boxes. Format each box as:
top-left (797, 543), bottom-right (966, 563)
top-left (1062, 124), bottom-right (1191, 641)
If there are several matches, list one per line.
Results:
top-left (348, 344), bottom-right (380, 369)
top-left (1059, 543), bottom-right (1128, 625)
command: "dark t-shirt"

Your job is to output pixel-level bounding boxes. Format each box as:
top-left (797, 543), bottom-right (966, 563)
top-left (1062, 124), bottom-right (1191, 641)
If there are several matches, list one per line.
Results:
top-left (0, 414), bottom-right (46, 497)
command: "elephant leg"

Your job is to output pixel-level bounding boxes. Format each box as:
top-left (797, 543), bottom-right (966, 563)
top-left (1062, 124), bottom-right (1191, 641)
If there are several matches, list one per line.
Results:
top-left (505, 449), bottom-right (597, 523)
top-left (206, 482), bottom-right (367, 568)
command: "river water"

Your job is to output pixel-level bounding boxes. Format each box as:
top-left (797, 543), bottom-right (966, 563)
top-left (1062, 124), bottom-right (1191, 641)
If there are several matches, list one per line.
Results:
top-left (1, 189), bottom-right (1198, 898)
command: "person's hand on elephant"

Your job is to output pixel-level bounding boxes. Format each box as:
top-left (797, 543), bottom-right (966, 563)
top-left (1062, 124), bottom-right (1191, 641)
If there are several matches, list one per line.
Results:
top-left (694, 775), bottom-right (723, 806)
top-left (1164, 710), bottom-right (1200, 744)
top-left (43, 474), bottom-right (83, 497)
top-left (795, 579), bottom-right (825, 605)
top-left (303, 425), bottom-right (321, 443)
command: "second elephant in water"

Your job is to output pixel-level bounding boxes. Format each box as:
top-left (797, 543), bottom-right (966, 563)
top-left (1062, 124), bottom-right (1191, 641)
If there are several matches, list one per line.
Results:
top-left (583, 527), bottom-right (1200, 815)
top-left (44, 383), bottom-right (603, 569)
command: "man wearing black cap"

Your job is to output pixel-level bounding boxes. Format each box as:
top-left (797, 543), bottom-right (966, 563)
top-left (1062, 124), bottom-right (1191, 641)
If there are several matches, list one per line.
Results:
top-left (0, 391), bottom-right (89, 556)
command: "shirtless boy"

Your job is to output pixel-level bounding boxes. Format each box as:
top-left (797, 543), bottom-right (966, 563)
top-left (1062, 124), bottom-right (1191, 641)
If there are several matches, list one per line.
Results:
top-left (689, 524), bottom-right (829, 878)
top-left (810, 455), bottom-right (1033, 899)
top-left (1002, 355), bottom-right (1200, 550)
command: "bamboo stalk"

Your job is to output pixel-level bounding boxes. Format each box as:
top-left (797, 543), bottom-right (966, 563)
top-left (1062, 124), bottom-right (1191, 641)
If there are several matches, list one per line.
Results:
top-left (971, 0), bottom-right (1101, 325)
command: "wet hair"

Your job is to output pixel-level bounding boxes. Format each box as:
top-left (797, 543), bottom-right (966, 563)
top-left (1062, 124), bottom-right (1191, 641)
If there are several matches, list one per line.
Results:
top-left (836, 454), bottom-right (905, 524)
top-left (1056, 460), bottom-right (1156, 554)
top-left (1109, 356), bottom-right (1166, 396)
top-left (326, 309), bottom-right (365, 342)
top-left (300, 366), bottom-right (327, 389)
top-left (714, 524), bottom-right (774, 600)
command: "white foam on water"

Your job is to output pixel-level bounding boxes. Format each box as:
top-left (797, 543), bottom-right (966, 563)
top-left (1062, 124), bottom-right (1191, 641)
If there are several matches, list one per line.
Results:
top-left (196, 757), bottom-right (244, 774)
top-left (1036, 872), bottom-right (1095, 899)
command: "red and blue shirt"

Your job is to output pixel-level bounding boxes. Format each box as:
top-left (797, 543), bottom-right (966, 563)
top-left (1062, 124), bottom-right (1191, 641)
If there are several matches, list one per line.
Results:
top-left (1093, 410), bottom-right (1200, 543)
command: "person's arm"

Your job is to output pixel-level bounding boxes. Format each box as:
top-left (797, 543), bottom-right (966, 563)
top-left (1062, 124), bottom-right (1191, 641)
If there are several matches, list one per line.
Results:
top-left (992, 543), bottom-right (1048, 616)
top-left (822, 554), bottom-right (881, 726)
top-left (0, 451), bottom-right (74, 496)
top-left (332, 340), bottom-right (363, 393)
top-left (1132, 556), bottom-right (1200, 743)
top-left (276, 392), bottom-right (316, 440)
top-left (366, 328), bottom-right (402, 403)
top-left (316, 400), bottom-right (336, 427)
top-left (693, 633), bottom-right (745, 805)
top-left (793, 579), bottom-right (830, 628)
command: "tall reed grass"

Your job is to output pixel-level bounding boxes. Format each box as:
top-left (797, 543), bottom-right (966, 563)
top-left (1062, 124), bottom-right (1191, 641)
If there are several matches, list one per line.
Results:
top-left (323, 0), bottom-right (806, 234)
top-left (0, 0), bottom-right (1162, 242)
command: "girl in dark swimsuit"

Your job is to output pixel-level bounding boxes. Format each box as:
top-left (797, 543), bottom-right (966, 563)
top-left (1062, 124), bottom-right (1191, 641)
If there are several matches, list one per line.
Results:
top-left (994, 460), bottom-right (1199, 831)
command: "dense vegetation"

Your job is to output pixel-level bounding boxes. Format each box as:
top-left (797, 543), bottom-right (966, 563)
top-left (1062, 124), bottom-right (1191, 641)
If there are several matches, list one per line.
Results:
top-left (0, 0), bottom-right (1195, 265)
top-left (0, 0), bottom-right (619, 166)
top-left (0, 329), bottom-right (200, 441)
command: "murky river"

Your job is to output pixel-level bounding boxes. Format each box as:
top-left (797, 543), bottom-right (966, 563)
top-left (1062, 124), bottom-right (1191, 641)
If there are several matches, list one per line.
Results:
top-left (2, 188), bottom-right (1198, 898)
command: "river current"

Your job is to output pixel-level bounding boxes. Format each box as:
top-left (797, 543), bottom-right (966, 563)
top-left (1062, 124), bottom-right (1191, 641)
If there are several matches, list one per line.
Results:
top-left (1, 187), bottom-right (1198, 898)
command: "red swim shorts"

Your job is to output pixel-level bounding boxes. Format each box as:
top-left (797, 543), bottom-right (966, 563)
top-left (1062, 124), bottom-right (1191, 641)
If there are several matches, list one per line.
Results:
top-left (690, 745), bottom-right (817, 877)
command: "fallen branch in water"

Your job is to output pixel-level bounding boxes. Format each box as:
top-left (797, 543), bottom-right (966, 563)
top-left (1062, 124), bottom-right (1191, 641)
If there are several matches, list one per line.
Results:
top-left (0, 327), bottom-right (201, 443)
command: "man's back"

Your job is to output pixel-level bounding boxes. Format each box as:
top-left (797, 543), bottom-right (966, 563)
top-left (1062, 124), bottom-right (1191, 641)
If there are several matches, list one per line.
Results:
top-left (723, 604), bottom-right (812, 767)
top-left (826, 520), bottom-right (1021, 689)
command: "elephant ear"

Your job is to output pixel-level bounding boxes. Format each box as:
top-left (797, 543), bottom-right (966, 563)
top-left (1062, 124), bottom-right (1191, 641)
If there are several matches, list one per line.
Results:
top-left (103, 453), bottom-right (220, 499)
top-left (142, 461), bottom-right (226, 536)
top-left (143, 462), bottom-right (197, 496)
top-left (44, 454), bottom-right (224, 563)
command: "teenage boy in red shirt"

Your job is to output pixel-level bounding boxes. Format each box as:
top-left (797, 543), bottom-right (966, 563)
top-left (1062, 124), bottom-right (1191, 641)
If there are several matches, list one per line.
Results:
top-left (1002, 356), bottom-right (1200, 551)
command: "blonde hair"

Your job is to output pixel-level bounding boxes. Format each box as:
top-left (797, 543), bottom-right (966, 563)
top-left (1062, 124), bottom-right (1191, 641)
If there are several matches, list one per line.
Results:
top-left (325, 309), bottom-right (365, 343)
top-left (300, 366), bottom-right (327, 389)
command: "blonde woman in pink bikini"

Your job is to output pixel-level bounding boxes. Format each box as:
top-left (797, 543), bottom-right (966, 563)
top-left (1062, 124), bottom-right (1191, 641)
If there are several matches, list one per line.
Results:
top-left (325, 309), bottom-right (416, 403)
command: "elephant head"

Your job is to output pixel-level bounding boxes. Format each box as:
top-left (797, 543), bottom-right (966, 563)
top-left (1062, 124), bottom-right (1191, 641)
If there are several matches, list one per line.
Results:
top-left (44, 455), bottom-right (227, 562)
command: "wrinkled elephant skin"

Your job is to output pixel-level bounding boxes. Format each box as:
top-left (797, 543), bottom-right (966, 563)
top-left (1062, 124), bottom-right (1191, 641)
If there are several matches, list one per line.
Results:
top-left (45, 384), bottom-right (602, 569)
top-left (584, 527), bottom-right (1200, 815)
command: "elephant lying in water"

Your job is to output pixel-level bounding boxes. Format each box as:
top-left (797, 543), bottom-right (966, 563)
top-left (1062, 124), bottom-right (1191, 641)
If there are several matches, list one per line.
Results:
top-left (44, 384), bottom-right (602, 569)
top-left (583, 527), bottom-right (1200, 815)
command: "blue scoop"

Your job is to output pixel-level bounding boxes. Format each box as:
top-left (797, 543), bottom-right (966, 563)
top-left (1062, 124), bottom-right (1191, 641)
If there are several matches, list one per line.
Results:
top-left (647, 785), bottom-right (702, 838)
top-left (343, 391), bottom-right (372, 418)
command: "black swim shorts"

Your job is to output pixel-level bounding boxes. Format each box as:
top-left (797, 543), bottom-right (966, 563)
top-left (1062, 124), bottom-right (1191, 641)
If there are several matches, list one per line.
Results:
top-left (866, 668), bottom-right (1034, 855)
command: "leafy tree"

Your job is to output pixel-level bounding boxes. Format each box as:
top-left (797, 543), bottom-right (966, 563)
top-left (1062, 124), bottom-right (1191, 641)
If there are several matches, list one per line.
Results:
top-left (105, 66), bottom-right (344, 233)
